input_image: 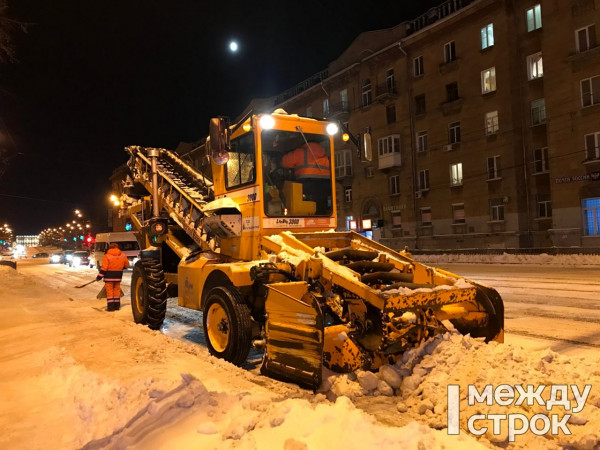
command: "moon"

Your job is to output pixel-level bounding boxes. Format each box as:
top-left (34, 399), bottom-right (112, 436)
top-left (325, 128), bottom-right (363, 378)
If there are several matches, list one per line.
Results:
top-left (229, 41), bottom-right (238, 53)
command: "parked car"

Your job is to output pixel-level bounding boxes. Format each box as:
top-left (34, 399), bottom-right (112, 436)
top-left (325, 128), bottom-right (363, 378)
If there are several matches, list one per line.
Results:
top-left (32, 252), bottom-right (49, 258)
top-left (69, 251), bottom-right (92, 268)
top-left (50, 252), bottom-right (64, 264)
top-left (63, 250), bottom-right (75, 264)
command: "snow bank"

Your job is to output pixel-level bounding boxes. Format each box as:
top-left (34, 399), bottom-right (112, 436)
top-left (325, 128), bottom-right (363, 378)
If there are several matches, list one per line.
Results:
top-left (83, 372), bottom-right (484, 450)
top-left (319, 332), bottom-right (600, 449)
top-left (414, 252), bottom-right (600, 266)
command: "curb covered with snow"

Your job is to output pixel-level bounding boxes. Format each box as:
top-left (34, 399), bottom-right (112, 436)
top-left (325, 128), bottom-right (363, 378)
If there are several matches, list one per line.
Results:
top-left (413, 253), bottom-right (600, 266)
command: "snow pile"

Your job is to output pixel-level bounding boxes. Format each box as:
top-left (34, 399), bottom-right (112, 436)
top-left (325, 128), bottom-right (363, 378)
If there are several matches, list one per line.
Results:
top-left (0, 264), bottom-right (25, 283)
top-left (319, 333), bottom-right (600, 449)
top-left (38, 347), bottom-right (181, 448)
top-left (83, 373), bottom-right (483, 450)
top-left (414, 252), bottom-right (600, 266)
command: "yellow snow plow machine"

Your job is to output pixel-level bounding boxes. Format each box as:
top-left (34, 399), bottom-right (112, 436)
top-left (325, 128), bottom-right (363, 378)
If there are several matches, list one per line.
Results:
top-left (123, 111), bottom-right (503, 389)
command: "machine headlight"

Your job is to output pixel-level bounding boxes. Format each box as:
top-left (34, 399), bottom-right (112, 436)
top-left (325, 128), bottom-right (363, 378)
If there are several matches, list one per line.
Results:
top-left (72, 257), bottom-right (81, 266)
top-left (326, 122), bottom-right (339, 136)
top-left (259, 115), bottom-right (275, 130)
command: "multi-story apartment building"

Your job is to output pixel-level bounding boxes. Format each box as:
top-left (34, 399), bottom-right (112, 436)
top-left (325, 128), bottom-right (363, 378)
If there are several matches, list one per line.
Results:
top-left (249, 0), bottom-right (600, 250)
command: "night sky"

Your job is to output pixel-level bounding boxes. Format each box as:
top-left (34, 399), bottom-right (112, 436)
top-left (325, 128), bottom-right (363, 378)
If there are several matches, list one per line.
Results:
top-left (1, 0), bottom-right (444, 235)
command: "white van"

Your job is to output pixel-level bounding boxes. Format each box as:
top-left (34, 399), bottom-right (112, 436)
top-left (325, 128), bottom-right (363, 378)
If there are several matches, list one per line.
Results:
top-left (93, 232), bottom-right (141, 269)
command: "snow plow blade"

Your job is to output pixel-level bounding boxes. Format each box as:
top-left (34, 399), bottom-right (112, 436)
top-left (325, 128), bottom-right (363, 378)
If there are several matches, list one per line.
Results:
top-left (261, 282), bottom-right (324, 390)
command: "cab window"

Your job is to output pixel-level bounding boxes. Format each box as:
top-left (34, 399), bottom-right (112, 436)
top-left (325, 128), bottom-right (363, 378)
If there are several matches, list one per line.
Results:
top-left (226, 132), bottom-right (256, 190)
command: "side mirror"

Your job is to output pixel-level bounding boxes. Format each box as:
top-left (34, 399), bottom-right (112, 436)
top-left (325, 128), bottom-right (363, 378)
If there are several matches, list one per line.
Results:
top-left (363, 132), bottom-right (372, 162)
top-left (209, 117), bottom-right (230, 165)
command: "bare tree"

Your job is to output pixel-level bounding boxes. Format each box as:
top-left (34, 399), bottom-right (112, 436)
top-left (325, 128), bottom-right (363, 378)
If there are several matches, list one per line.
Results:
top-left (0, 0), bottom-right (27, 64)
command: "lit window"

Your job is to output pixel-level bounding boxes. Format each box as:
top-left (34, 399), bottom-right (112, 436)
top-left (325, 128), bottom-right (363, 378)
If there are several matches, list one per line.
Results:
top-left (585, 132), bottom-right (600, 161)
top-left (581, 76), bottom-right (600, 107)
top-left (450, 163), bottom-right (463, 186)
top-left (534, 147), bottom-right (549, 173)
top-left (414, 55), bottom-right (424, 77)
top-left (481, 24), bottom-right (494, 49)
top-left (362, 79), bottom-right (372, 107)
top-left (335, 149), bottom-right (353, 178)
top-left (346, 216), bottom-right (356, 230)
top-left (452, 203), bottom-right (465, 224)
top-left (444, 41), bottom-right (456, 63)
top-left (527, 52), bottom-right (543, 80)
top-left (389, 175), bottom-right (400, 195)
top-left (417, 131), bottom-right (428, 152)
top-left (576, 25), bottom-right (597, 53)
top-left (526, 4), bottom-right (542, 32)
top-left (583, 198), bottom-right (600, 235)
top-left (531, 99), bottom-right (546, 125)
top-left (487, 155), bottom-right (501, 180)
top-left (489, 198), bottom-right (504, 221)
top-left (485, 111), bottom-right (499, 135)
top-left (481, 67), bottom-right (497, 94)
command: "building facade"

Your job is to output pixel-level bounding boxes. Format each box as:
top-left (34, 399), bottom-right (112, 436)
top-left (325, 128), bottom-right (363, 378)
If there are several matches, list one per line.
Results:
top-left (265, 0), bottom-right (600, 250)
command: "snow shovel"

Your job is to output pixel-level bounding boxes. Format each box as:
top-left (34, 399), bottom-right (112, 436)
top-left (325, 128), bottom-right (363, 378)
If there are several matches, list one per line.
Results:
top-left (96, 285), bottom-right (125, 299)
top-left (75, 279), bottom-right (99, 288)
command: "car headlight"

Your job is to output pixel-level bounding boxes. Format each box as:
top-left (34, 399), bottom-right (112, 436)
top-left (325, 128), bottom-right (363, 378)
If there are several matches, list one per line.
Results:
top-left (72, 257), bottom-right (81, 266)
top-left (66, 254), bottom-right (73, 261)
top-left (51, 255), bottom-right (60, 263)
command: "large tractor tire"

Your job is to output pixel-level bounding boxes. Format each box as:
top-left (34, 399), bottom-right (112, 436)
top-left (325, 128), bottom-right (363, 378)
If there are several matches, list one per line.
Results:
top-left (131, 258), bottom-right (167, 330)
top-left (203, 286), bottom-right (252, 366)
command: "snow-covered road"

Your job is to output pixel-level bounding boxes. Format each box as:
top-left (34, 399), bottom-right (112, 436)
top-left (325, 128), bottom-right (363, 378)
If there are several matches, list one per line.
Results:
top-left (24, 258), bottom-right (600, 358)
top-left (2, 257), bottom-right (600, 449)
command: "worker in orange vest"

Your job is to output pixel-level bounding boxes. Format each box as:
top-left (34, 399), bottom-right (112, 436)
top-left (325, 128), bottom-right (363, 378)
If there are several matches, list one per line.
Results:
top-left (96, 242), bottom-right (130, 311)
top-left (282, 142), bottom-right (331, 179)
top-left (282, 142), bottom-right (332, 214)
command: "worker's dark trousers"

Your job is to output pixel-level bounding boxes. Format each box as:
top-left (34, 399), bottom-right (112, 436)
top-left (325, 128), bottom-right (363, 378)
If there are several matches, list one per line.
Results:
top-left (105, 281), bottom-right (121, 311)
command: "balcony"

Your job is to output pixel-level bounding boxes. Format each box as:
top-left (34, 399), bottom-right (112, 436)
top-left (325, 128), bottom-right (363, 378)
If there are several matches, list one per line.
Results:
top-left (439, 59), bottom-right (459, 74)
top-left (328, 101), bottom-right (350, 120)
top-left (441, 97), bottom-right (463, 115)
top-left (375, 81), bottom-right (398, 102)
top-left (378, 152), bottom-right (402, 170)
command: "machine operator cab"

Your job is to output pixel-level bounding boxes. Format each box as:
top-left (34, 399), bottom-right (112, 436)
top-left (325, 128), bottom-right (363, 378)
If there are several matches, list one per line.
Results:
top-left (206, 111), bottom-right (339, 259)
